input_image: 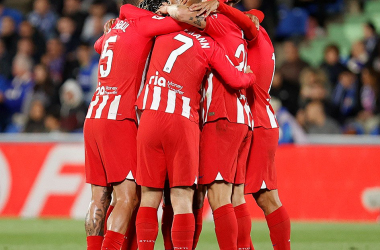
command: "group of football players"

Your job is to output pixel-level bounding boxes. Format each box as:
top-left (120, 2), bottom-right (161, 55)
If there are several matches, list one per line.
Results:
top-left (83, 0), bottom-right (291, 250)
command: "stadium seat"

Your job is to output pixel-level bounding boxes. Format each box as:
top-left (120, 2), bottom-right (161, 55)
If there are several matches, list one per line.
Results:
top-left (300, 39), bottom-right (328, 67)
top-left (370, 14), bottom-right (380, 31)
top-left (344, 23), bottom-right (364, 43)
top-left (327, 23), bottom-right (347, 43)
top-left (344, 14), bottom-right (369, 24)
top-left (364, 0), bottom-right (380, 14)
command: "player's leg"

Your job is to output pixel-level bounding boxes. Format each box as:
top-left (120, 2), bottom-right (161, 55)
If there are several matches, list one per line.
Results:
top-left (84, 118), bottom-right (112, 250)
top-left (232, 184), bottom-right (253, 250)
top-left (232, 130), bottom-right (253, 250)
top-left (193, 184), bottom-right (207, 250)
top-left (162, 113), bottom-right (199, 250)
top-left (245, 127), bottom-right (291, 250)
top-left (121, 185), bottom-right (140, 250)
top-left (136, 186), bottom-right (163, 250)
top-left (85, 185), bottom-right (112, 250)
top-left (102, 179), bottom-right (138, 250)
top-left (136, 111), bottom-right (168, 250)
top-left (161, 180), bottom-right (174, 250)
top-left (121, 206), bottom-right (139, 250)
top-left (200, 120), bottom-right (250, 250)
top-left (170, 186), bottom-right (195, 250)
top-left (207, 181), bottom-right (238, 250)
top-left (253, 190), bottom-right (290, 250)
top-left (104, 190), bottom-right (116, 235)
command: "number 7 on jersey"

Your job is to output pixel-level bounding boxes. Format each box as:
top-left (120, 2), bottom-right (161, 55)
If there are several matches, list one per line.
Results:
top-left (163, 34), bottom-right (194, 74)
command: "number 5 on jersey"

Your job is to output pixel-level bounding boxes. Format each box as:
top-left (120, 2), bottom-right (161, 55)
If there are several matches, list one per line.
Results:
top-left (100, 35), bottom-right (118, 78)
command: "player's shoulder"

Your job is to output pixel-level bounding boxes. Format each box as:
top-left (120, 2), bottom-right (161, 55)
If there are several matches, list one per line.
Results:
top-left (120, 4), bottom-right (154, 20)
top-left (259, 26), bottom-right (274, 48)
top-left (207, 13), bottom-right (240, 30)
top-left (185, 29), bottom-right (215, 50)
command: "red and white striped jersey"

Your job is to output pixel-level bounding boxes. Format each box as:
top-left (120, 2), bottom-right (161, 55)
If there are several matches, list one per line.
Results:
top-left (136, 29), bottom-right (256, 124)
top-left (202, 13), bottom-right (253, 128)
top-left (85, 4), bottom-right (187, 121)
top-left (246, 27), bottom-right (279, 129)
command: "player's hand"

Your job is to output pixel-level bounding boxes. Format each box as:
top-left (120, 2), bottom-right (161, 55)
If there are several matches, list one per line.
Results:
top-left (189, 0), bottom-right (219, 17)
top-left (104, 19), bottom-right (116, 34)
top-left (246, 13), bottom-right (260, 30)
top-left (245, 66), bottom-right (253, 74)
top-left (156, 3), bottom-right (169, 15)
top-left (180, 0), bottom-right (189, 5)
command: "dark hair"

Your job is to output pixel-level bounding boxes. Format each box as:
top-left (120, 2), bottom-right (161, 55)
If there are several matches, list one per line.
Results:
top-left (365, 22), bottom-right (377, 34)
top-left (121, 0), bottom-right (141, 6)
top-left (228, 0), bottom-right (242, 4)
top-left (324, 44), bottom-right (340, 55)
top-left (138, 0), bottom-right (167, 12)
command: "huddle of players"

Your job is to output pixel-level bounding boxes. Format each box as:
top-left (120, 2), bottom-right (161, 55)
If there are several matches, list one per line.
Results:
top-left (84, 0), bottom-right (291, 250)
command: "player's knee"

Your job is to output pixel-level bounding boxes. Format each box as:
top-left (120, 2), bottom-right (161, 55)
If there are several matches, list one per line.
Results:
top-left (193, 185), bottom-right (207, 209)
top-left (231, 193), bottom-right (245, 207)
top-left (231, 184), bottom-right (245, 207)
top-left (255, 190), bottom-right (282, 215)
top-left (140, 187), bottom-right (163, 208)
top-left (207, 185), bottom-right (232, 211)
top-left (171, 187), bottom-right (194, 214)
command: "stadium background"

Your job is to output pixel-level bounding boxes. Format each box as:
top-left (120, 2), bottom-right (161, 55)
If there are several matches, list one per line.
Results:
top-left (0, 0), bottom-right (380, 249)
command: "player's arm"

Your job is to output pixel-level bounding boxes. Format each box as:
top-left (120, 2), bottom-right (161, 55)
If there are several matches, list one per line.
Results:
top-left (94, 35), bottom-right (105, 54)
top-left (190, 0), bottom-right (260, 41)
top-left (157, 4), bottom-right (207, 29)
top-left (134, 14), bottom-right (190, 37)
top-left (208, 44), bottom-right (256, 89)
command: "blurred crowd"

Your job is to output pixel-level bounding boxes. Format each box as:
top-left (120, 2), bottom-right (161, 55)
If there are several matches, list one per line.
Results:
top-left (0, 0), bottom-right (379, 141)
top-left (0, 0), bottom-right (118, 133)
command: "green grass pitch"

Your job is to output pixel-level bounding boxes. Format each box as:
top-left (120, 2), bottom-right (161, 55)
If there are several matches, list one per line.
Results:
top-left (0, 219), bottom-right (379, 250)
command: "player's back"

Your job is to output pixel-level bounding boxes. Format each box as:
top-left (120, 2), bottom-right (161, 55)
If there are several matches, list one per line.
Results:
top-left (202, 14), bottom-right (252, 127)
top-left (86, 14), bottom-right (155, 122)
top-left (136, 30), bottom-right (214, 123)
top-left (246, 27), bottom-right (278, 128)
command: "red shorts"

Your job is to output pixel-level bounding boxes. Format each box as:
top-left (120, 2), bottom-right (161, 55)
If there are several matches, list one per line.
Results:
top-left (84, 118), bottom-right (137, 186)
top-left (136, 110), bottom-right (200, 189)
top-left (245, 127), bottom-right (279, 194)
top-left (199, 119), bottom-right (252, 185)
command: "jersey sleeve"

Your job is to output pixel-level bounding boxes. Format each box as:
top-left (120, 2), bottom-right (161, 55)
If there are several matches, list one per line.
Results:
top-left (203, 14), bottom-right (229, 40)
top-left (119, 4), bottom-right (153, 20)
top-left (207, 43), bottom-right (256, 89)
top-left (134, 15), bottom-right (188, 37)
top-left (217, 1), bottom-right (259, 41)
top-left (94, 35), bottom-right (105, 54)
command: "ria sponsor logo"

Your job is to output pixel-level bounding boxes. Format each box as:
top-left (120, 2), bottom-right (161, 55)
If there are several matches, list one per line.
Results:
top-left (139, 240), bottom-right (156, 243)
top-left (148, 71), bottom-right (184, 95)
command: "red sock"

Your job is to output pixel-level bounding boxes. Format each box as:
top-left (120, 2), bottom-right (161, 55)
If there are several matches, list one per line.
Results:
top-left (87, 236), bottom-right (103, 250)
top-left (213, 204), bottom-right (238, 250)
top-left (172, 213), bottom-right (195, 249)
top-left (234, 204), bottom-right (253, 250)
top-left (121, 207), bottom-right (138, 250)
top-left (101, 231), bottom-right (124, 250)
top-left (104, 205), bottom-right (114, 234)
top-left (136, 207), bottom-right (158, 250)
top-left (265, 206), bottom-right (291, 250)
top-left (192, 207), bottom-right (203, 249)
top-left (161, 204), bottom-right (174, 250)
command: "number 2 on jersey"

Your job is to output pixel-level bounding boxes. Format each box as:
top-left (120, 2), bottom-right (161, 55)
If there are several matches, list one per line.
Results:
top-left (163, 34), bottom-right (194, 74)
top-left (100, 35), bottom-right (118, 78)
